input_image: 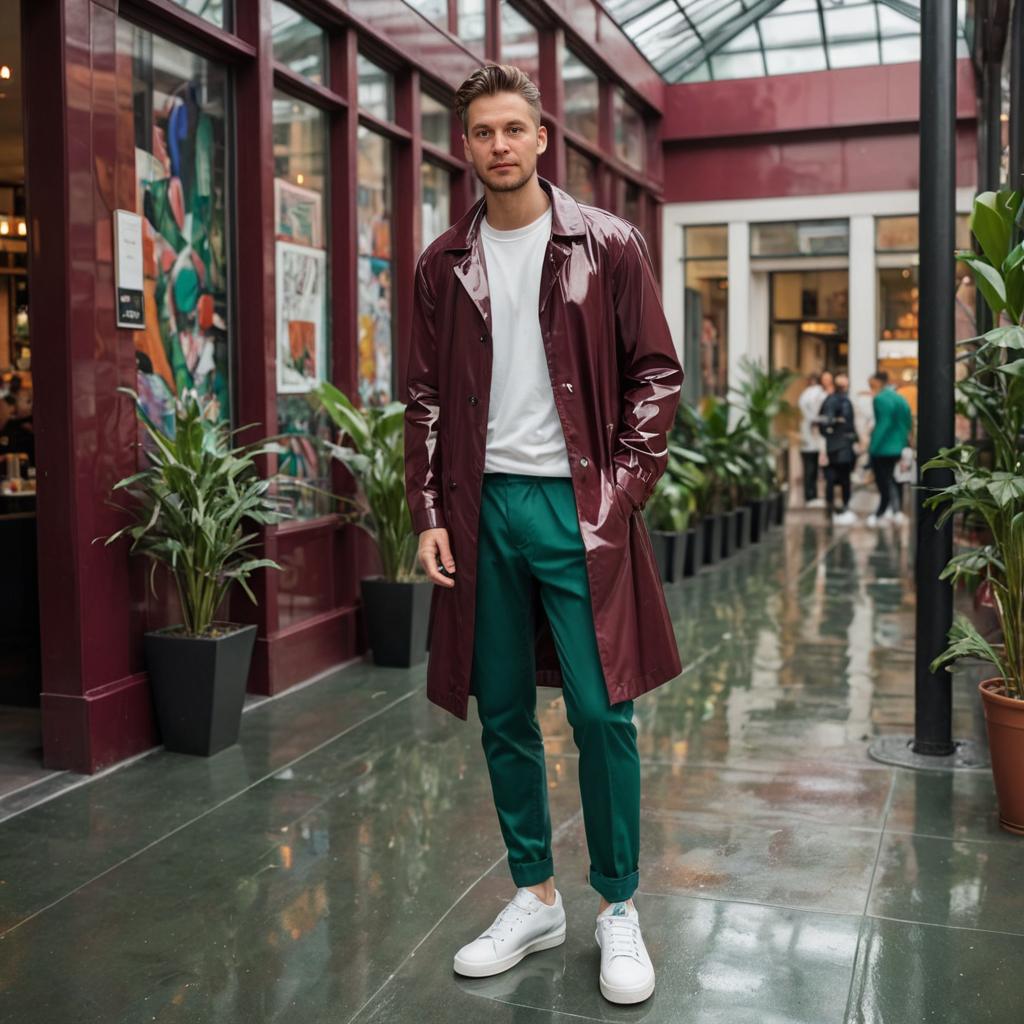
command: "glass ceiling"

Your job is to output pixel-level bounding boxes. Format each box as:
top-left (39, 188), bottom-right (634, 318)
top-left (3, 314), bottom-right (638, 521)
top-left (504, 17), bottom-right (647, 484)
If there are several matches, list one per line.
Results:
top-left (599, 0), bottom-right (969, 84)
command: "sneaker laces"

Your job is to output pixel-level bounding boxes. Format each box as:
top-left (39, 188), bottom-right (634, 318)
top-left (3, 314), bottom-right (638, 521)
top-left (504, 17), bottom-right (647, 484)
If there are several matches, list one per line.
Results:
top-left (600, 915), bottom-right (643, 962)
top-left (481, 892), bottom-right (538, 944)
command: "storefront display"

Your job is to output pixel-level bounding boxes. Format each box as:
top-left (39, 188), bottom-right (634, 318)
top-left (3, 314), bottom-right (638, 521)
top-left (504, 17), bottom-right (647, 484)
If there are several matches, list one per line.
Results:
top-left (121, 21), bottom-right (231, 427)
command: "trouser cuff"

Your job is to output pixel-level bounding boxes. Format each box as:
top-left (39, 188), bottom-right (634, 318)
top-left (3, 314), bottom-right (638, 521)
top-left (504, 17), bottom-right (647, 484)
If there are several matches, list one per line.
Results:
top-left (509, 856), bottom-right (555, 888)
top-left (589, 866), bottom-right (639, 903)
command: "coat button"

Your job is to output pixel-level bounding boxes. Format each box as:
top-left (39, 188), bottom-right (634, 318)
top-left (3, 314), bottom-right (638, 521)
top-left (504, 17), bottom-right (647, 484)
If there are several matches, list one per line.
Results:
top-left (579, 457), bottom-right (589, 468)
top-left (565, 382), bottom-right (574, 394)
top-left (479, 334), bottom-right (487, 343)
top-left (449, 479), bottom-right (457, 489)
top-left (469, 395), bottom-right (478, 405)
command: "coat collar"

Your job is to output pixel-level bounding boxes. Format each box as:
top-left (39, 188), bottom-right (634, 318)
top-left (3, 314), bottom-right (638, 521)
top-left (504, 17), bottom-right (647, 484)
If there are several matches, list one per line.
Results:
top-left (442, 176), bottom-right (586, 253)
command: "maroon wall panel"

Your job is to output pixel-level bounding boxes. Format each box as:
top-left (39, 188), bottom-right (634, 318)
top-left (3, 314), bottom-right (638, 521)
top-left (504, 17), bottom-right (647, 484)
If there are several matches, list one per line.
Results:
top-left (662, 58), bottom-right (977, 142)
top-left (663, 123), bottom-right (978, 202)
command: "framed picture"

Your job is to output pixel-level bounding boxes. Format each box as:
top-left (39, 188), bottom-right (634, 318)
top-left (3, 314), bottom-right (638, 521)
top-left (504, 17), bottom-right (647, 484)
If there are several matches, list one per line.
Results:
top-left (274, 177), bottom-right (324, 248)
top-left (276, 241), bottom-right (326, 393)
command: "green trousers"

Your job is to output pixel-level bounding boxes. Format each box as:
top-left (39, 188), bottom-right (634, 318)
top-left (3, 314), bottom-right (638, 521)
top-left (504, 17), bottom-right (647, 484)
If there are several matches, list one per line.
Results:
top-left (470, 472), bottom-right (641, 903)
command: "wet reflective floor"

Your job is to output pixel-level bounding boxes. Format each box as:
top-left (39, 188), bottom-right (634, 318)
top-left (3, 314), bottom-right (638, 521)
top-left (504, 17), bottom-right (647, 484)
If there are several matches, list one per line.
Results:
top-left (1, 514), bottom-right (1022, 1022)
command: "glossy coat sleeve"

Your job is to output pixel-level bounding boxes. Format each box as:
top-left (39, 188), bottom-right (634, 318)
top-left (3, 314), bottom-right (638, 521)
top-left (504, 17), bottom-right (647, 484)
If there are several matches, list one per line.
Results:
top-left (404, 257), bottom-right (447, 534)
top-left (611, 228), bottom-right (684, 510)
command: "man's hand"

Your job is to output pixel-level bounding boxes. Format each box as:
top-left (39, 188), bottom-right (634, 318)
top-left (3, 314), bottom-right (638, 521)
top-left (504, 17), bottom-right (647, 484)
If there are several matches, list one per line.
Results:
top-left (419, 527), bottom-right (456, 588)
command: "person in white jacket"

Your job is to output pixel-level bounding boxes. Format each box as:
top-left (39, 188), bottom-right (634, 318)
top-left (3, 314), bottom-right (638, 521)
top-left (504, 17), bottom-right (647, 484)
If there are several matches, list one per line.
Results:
top-left (798, 373), bottom-right (827, 507)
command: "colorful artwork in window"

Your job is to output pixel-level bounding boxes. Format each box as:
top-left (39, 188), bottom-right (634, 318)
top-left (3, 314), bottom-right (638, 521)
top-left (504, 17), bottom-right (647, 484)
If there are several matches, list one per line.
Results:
top-left (121, 21), bottom-right (231, 429)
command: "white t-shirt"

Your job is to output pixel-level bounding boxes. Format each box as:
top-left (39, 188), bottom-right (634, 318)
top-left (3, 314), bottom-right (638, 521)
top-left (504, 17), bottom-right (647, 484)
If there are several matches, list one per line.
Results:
top-left (479, 206), bottom-right (571, 477)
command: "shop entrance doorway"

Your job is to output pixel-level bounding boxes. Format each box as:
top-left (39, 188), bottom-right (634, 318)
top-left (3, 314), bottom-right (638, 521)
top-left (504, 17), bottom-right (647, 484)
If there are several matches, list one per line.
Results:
top-left (0, 0), bottom-right (48, 807)
top-left (769, 269), bottom-right (849, 377)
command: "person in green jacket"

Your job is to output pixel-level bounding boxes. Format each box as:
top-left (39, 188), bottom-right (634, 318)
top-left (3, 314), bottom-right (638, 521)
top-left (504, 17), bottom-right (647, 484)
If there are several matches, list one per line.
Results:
top-left (867, 371), bottom-right (913, 526)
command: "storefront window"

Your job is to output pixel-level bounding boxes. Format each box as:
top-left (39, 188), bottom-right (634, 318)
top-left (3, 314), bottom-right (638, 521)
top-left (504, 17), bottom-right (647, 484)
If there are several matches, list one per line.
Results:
top-left (171, 0), bottom-right (228, 29)
top-left (875, 214), bottom-right (975, 413)
top-left (613, 90), bottom-right (645, 171)
top-left (358, 56), bottom-right (394, 121)
top-left (500, 3), bottom-right (539, 83)
top-left (357, 127), bottom-right (394, 406)
top-left (752, 219), bottom-right (849, 257)
top-left (617, 177), bottom-right (643, 233)
top-left (457, 0), bottom-right (486, 52)
top-left (684, 226), bottom-right (728, 398)
top-left (271, 2), bottom-right (327, 85)
top-left (566, 146), bottom-right (597, 205)
top-left (563, 48), bottom-right (599, 144)
top-left (421, 162), bottom-right (450, 252)
top-left (272, 92), bottom-right (331, 518)
top-left (421, 90), bottom-right (451, 151)
top-left (120, 21), bottom-right (231, 429)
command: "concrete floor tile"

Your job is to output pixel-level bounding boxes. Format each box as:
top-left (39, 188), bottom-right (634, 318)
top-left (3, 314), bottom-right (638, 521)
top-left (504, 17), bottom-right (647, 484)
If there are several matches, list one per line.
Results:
top-left (868, 831), bottom-right (1024, 934)
top-left (846, 918), bottom-right (1024, 1023)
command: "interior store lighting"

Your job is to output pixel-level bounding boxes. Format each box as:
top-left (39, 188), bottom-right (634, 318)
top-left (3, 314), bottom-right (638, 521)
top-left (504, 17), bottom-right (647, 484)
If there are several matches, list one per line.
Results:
top-left (0, 221), bottom-right (8, 236)
top-left (18, 220), bottom-right (26, 236)
top-left (0, 66), bottom-right (10, 80)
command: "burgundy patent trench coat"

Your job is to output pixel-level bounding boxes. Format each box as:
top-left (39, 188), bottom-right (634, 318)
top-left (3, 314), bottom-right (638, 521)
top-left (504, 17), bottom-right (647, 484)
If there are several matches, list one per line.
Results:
top-left (403, 177), bottom-right (683, 720)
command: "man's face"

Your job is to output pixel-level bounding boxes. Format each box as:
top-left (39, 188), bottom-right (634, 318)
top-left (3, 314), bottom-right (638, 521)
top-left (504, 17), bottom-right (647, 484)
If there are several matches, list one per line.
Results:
top-left (462, 92), bottom-right (547, 194)
top-left (835, 375), bottom-right (849, 392)
top-left (821, 372), bottom-right (834, 390)
top-left (869, 377), bottom-right (881, 395)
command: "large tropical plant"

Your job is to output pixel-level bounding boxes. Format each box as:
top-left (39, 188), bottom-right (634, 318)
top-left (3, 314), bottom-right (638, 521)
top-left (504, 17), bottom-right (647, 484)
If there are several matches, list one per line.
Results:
top-left (103, 388), bottom-right (287, 636)
top-left (731, 357), bottom-right (797, 501)
top-left (926, 189), bottom-right (1024, 699)
top-left (316, 382), bottom-right (419, 582)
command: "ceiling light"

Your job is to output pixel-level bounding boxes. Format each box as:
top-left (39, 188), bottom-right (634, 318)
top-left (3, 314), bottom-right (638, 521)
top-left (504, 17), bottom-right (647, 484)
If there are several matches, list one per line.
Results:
top-left (0, 221), bottom-right (8, 236)
top-left (17, 221), bottom-right (26, 236)
top-left (0, 67), bottom-right (10, 80)
top-left (296, 173), bottom-right (304, 184)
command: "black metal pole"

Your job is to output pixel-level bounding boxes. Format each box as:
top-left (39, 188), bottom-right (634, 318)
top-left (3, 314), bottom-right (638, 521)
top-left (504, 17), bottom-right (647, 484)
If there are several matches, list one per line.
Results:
top-left (914, 0), bottom-right (957, 756)
top-left (1011, 0), bottom-right (1023, 191)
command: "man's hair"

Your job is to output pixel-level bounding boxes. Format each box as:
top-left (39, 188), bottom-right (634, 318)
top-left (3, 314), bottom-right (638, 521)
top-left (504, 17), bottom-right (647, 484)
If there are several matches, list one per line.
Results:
top-left (807, 372), bottom-right (821, 385)
top-left (871, 370), bottom-right (889, 384)
top-left (455, 64), bottom-right (542, 134)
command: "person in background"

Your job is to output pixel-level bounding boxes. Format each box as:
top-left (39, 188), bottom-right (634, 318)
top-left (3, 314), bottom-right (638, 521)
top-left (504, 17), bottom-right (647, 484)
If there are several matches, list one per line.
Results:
top-left (797, 372), bottom-right (827, 507)
top-left (866, 370), bottom-right (913, 526)
top-left (818, 372), bottom-right (858, 525)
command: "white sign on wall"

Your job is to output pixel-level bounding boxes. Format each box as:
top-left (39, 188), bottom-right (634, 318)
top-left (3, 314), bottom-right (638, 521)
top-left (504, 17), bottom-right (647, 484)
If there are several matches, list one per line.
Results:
top-left (113, 209), bottom-right (145, 330)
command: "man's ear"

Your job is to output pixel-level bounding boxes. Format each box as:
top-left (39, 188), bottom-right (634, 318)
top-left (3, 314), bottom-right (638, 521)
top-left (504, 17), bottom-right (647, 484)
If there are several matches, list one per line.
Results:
top-left (536, 123), bottom-right (548, 155)
top-left (462, 134), bottom-right (471, 162)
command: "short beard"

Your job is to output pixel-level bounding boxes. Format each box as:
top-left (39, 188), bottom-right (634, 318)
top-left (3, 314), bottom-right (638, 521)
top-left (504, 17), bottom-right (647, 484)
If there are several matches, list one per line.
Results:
top-left (477, 165), bottom-right (535, 194)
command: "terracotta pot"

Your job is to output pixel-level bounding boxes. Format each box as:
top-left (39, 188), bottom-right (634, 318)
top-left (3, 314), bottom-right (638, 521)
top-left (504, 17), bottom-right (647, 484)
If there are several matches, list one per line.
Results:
top-left (979, 678), bottom-right (1024, 835)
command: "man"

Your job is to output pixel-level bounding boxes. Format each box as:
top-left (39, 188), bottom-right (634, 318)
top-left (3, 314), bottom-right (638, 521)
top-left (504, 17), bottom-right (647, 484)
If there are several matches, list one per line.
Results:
top-left (797, 372), bottom-right (826, 507)
top-left (403, 64), bottom-right (682, 1006)
top-left (818, 372), bottom-right (857, 525)
top-left (867, 370), bottom-right (913, 526)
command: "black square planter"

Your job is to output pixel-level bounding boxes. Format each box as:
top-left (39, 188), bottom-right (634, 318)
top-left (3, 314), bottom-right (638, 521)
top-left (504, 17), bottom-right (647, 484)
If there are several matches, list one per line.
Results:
top-left (361, 577), bottom-right (433, 667)
top-left (702, 514), bottom-right (722, 565)
top-left (650, 531), bottom-right (682, 583)
top-left (720, 510), bottom-right (737, 559)
top-left (144, 623), bottom-right (257, 757)
top-left (736, 505), bottom-right (752, 549)
top-left (746, 500), bottom-right (764, 543)
top-left (684, 525), bottom-right (703, 576)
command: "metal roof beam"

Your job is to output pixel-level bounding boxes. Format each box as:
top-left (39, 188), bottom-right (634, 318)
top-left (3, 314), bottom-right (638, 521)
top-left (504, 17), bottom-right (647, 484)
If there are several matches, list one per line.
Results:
top-left (659, 0), bottom-right (790, 82)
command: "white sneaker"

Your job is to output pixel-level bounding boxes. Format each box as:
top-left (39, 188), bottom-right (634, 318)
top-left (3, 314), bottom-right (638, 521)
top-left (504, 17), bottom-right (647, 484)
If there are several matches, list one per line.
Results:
top-left (882, 508), bottom-right (896, 522)
top-left (866, 514), bottom-right (879, 527)
top-left (833, 510), bottom-right (858, 526)
top-left (806, 498), bottom-right (827, 509)
top-left (891, 511), bottom-right (907, 525)
top-left (453, 888), bottom-right (566, 978)
top-left (595, 901), bottom-right (655, 1004)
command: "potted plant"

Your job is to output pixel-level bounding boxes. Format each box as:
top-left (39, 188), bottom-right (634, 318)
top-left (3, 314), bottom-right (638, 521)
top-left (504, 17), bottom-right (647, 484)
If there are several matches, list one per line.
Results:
top-left (316, 382), bottom-right (429, 668)
top-left (926, 188), bottom-right (1024, 834)
top-left (103, 389), bottom-right (286, 756)
top-left (644, 448), bottom-right (705, 584)
top-left (732, 357), bottom-right (796, 539)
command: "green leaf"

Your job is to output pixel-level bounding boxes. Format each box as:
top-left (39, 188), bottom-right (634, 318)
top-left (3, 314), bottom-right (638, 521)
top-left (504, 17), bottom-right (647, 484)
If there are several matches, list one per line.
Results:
top-left (959, 255), bottom-right (1007, 314)
top-left (971, 190), bottom-right (1012, 269)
